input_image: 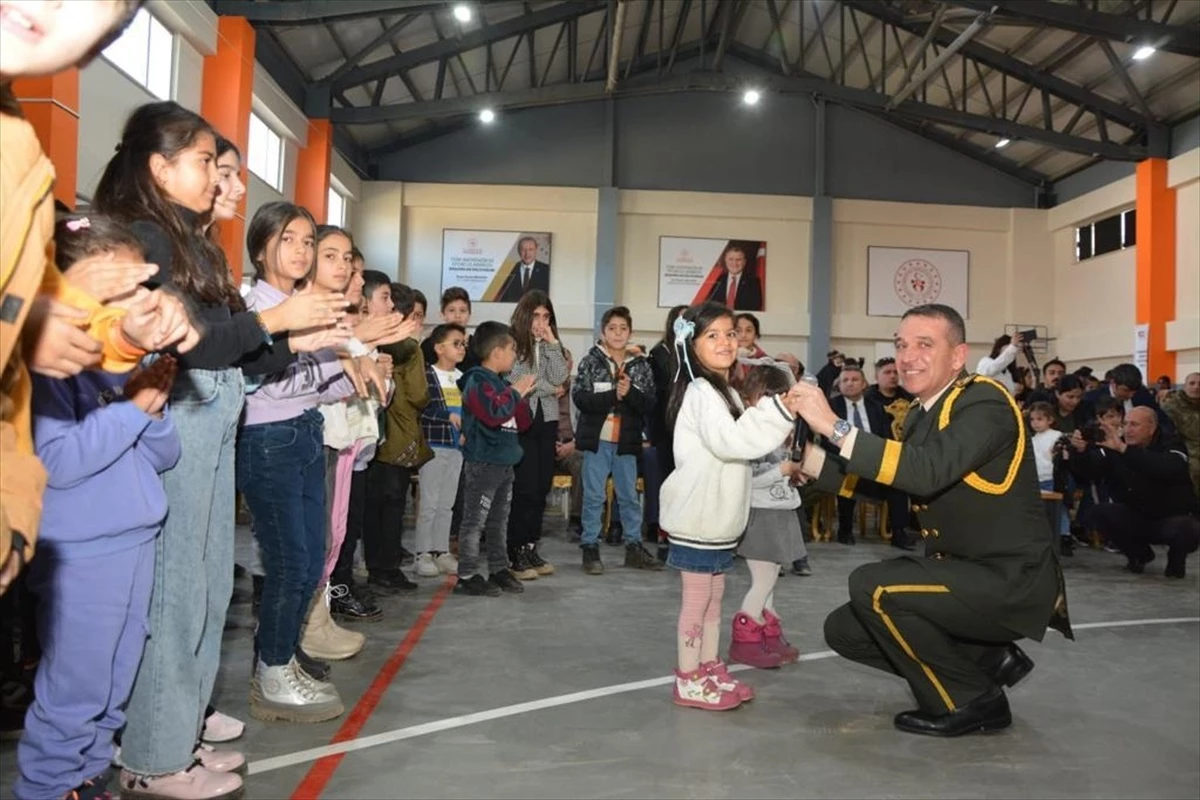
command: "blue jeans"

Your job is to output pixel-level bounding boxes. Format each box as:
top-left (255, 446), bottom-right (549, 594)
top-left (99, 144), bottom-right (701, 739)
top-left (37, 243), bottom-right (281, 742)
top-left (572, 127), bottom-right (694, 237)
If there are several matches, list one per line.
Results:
top-left (581, 441), bottom-right (641, 547)
top-left (121, 368), bottom-right (244, 775)
top-left (1039, 479), bottom-right (1070, 536)
top-left (16, 542), bottom-right (154, 799)
top-left (237, 409), bottom-right (326, 666)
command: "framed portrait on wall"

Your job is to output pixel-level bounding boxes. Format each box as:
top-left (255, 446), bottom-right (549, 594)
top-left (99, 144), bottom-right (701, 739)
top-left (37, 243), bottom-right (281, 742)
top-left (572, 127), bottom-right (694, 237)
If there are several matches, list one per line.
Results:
top-left (658, 237), bottom-right (767, 310)
top-left (441, 229), bottom-right (552, 302)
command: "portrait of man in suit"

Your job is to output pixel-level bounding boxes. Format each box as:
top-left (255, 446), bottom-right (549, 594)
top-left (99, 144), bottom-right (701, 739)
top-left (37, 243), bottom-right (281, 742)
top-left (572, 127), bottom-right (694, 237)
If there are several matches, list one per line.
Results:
top-left (706, 243), bottom-right (763, 311)
top-left (497, 234), bottom-right (551, 302)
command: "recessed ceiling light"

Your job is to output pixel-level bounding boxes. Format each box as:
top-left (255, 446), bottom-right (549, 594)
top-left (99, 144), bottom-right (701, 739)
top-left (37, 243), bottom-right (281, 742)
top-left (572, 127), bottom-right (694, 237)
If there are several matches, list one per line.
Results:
top-left (1132, 45), bottom-right (1155, 61)
top-left (453, 4), bottom-right (472, 23)
top-left (479, 108), bottom-right (495, 124)
top-left (994, 137), bottom-right (1011, 149)
top-left (743, 89), bottom-right (761, 105)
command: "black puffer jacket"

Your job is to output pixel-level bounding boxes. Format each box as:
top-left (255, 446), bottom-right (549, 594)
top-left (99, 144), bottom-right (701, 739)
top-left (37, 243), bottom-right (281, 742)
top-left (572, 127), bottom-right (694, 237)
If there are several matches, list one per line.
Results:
top-left (571, 344), bottom-right (654, 456)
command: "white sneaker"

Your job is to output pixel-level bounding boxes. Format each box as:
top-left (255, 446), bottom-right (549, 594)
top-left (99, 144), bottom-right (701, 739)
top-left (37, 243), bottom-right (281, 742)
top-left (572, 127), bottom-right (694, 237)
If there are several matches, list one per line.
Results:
top-left (250, 658), bottom-right (343, 723)
top-left (201, 709), bottom-right (245, 743)
top-left (415, 552), bottom-right (440, 577)
top-left (434, 552), bottom-right (458, 575)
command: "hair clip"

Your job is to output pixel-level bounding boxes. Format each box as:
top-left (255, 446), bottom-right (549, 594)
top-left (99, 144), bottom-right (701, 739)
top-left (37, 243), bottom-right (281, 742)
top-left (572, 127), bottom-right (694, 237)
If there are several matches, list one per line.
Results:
top-left (65, 217), bottom-right (91, 232)
top-left (672, 317), bottom-right (697, 381)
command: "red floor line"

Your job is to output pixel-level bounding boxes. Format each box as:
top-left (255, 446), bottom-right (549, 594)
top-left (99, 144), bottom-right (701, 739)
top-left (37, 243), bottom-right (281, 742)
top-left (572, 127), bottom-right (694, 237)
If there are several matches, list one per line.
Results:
top-left (291, 575), bottom-right (457, 799)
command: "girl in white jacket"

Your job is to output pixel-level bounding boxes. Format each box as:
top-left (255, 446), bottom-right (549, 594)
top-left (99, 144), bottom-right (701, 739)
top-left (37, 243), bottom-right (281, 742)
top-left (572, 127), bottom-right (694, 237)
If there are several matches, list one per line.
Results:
top-left (659, 303), bottom-right (799, 711)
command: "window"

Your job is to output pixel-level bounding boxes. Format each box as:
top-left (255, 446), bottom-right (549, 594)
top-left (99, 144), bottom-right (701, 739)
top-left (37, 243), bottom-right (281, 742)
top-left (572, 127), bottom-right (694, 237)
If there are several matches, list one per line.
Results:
top-left (247, 113), bottom-right (283, 191)
top-left (1075, 209), bottom-right (1136, 262)
top-left (327, 185), bottom-right (346, 227)
top-left (101, 7), bottom-right (173, 100)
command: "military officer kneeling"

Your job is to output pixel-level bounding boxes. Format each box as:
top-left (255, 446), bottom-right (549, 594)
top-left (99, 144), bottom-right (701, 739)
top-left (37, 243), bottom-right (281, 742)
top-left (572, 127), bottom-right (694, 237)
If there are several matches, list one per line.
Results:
top-left (791, 304), bottom-right (1072, 737)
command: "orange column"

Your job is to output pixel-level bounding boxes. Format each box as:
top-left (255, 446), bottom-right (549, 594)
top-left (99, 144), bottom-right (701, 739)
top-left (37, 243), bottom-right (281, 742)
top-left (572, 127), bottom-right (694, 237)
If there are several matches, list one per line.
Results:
top-left (1135, 158), bottom-right (1177, 382)
top-left (295, 118), bottom-right (332, 223)
top-left (11, 70), bottom-right (79, 208)
top-left (201, 16), bottom-right (256, 282)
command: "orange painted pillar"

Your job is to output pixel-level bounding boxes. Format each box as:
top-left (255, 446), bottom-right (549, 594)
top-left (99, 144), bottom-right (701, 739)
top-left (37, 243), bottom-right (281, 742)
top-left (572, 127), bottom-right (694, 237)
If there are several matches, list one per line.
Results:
top-left (11, 70), bottom-right (79, 208)
top-left (1135, 158), bottom-right (1177, 382)
top-left (295, 118), bottom-right (332, 223)
top-left (201, 16), bottom-right (256, 282)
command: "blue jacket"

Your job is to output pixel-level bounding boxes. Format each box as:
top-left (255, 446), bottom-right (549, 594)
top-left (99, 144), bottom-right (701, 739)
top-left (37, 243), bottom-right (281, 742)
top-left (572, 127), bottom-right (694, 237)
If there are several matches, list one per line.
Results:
top-left (32, 372), bottom-right (181, 559)
top-left (459, 367), bottom-right (532, 466)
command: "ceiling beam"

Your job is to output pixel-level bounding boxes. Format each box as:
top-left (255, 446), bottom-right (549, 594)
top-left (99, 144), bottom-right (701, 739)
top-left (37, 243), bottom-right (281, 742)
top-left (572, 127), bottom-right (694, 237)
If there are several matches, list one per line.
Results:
top-left (323, 13), bottom-right (422, 85)
top-left (946, 0), bottom-right (1200, 58)
top-left (343, 58), bottom-right (1144, 161)
top-left (325, 2), bottom-right (605, 91)
top-left (213, 1), bottom-right (441, 25)
top-left (845, 0), bottom-right (1149, 131)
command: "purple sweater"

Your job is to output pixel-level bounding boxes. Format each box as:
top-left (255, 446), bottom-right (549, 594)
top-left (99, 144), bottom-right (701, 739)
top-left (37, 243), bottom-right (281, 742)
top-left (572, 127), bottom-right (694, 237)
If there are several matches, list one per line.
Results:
top-left (243, 281), bottom-right (354, 426)
top-left (32, 372), bottom-right (181, 559)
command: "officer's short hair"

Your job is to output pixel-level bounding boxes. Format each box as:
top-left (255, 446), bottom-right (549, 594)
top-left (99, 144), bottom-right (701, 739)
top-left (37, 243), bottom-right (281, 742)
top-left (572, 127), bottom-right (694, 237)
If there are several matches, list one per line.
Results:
top-left (903, 303), bottom-right (966, 346)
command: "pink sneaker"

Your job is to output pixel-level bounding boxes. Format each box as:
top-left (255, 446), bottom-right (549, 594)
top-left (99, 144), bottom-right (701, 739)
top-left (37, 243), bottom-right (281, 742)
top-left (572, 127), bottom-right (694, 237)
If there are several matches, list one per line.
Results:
top-left (672, 668), bottom-right (742, 711)
top-left (200, 710), bottom-right (244, 744)
top-left (762, 609), bottom-right (801, 663)
top-left (119, 764), bottom-right (243, 800)
top-left (701, 659), bottom-right (755, 702)
top-left (193, 743), bottom-right (246, 775)
top-left (728, 612), bottom-right (784, 669)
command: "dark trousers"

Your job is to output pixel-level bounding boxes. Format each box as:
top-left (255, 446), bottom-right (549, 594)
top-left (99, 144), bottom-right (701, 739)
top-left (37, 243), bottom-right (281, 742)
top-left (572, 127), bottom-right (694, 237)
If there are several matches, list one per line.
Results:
top-left (458, 462), bottom-right (514, 578)
top-left (507, 411), bottom-right (557, 558)
top-left (363, 460), bottom-right (413, 576)
top-left (823, 559), bottom-right (1018, 714)
top-left (837, 486), bottom-right (909, 538)
top-left (1089, 503), bottom-right (1200, 568)
top-left (330, 468), bottom-right (369, 587)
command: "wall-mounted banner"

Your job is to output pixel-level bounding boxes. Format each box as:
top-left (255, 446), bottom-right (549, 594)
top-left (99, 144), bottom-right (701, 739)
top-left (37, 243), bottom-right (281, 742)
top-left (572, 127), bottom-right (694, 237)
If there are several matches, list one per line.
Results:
top-left (867, 246), bottom-right (969, 317)
top-left (658, 237), bottom-right (767, 310)
top-left (1133, 323), bottom-right (1149, 381)
top-left (441, 229), bottom-right (552, 303)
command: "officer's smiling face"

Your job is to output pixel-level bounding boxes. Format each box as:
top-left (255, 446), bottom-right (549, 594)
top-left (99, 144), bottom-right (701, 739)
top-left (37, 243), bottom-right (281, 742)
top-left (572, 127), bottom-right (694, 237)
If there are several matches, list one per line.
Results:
top-left (894, 315), bottom-right (968, 403)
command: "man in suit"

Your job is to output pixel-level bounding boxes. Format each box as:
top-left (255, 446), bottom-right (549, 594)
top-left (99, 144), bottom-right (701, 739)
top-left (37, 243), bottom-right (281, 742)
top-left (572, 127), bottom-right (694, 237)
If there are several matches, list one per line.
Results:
top-left (790, 303), bottom-right (1072, 737)
top-left (497, 236), bottom-right (550, 302)
top-left (830, 363), bottom-right (914, 550)
top-left (706, 244), bottom-right (763, 311)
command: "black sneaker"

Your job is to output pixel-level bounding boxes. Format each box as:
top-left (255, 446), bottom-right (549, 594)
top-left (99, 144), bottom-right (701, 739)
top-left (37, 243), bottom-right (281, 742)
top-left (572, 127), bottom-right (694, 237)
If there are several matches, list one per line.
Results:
top-left (792, 557), bottom-right (812, 576)
top-left (489, 570), bottom-right (525, 594)
top-left (399, 547), bottom-right (415, 567)
top-left (1124, 552), bottom-right (1154, 574)
top-left (624, 542), bottom-right (664, 570)
top-left (582, 544), bottom-right (604, 575)
top-left (329, 583), bottom-right (383, 623)
top-left (509, 548), bottom-right (538, 581)
top-left (368, 569), bottom-right (419, 596)
top-left (294, 647), bottom-right (331, 682)
top-left (454, 575), bottom-right (501, 597)
top-left (71, 773), bottom-right (112, 800)
top-left (1059, 537), bottom-right (1074, 558)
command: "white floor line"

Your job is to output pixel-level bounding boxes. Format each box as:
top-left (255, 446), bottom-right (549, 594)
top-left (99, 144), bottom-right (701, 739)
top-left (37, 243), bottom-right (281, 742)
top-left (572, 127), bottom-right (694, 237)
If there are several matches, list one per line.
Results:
top-left (247, 616), bottom-right (1200, 777)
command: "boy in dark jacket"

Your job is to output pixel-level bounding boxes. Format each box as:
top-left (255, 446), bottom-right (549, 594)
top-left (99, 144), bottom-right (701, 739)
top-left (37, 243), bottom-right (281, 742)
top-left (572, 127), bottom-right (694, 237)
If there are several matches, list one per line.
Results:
top-left (572, 307), bottom-right (661, 574)
top-left (455, 323), bottom-right (535, 596)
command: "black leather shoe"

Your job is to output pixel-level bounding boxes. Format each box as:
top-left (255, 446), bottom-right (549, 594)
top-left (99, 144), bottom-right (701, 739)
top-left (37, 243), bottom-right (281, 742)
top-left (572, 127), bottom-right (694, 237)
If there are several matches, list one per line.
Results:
top-left (981, 643), bottom-right (1035, 688)
top-left (330, 583), bottom-right (383, 622)
top-left (368, 569), bottom-right (419, 596)
top-left (893, 687), bottom-right (1012, 737)
top-left (890, 530), bottom-right (916, 551)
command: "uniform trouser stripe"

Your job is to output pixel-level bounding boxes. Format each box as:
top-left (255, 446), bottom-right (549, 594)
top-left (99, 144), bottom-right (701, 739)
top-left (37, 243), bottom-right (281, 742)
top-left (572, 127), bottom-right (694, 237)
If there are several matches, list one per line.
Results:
top-left (871, 584), bottom-right (956, 712)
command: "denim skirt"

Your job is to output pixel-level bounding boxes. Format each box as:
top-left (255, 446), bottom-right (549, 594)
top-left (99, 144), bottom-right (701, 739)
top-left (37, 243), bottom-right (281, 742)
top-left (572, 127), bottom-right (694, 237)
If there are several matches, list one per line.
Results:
top-left (666, 542), bottom-right (737, 574)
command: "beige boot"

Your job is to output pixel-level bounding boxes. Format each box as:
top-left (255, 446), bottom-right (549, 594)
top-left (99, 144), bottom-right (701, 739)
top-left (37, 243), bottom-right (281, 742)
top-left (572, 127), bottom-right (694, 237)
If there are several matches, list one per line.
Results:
top-left (301, 587), bottom-right (365, 661)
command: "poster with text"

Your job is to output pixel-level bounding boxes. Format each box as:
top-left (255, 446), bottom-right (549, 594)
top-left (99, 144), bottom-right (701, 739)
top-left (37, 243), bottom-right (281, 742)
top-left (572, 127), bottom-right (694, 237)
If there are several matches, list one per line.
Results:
top-left (867, 246), bottom-right (969, 317)
top-left (441, 229), bottom-right (552, 303)
top-left (658, 237), bottom-right (767, 310)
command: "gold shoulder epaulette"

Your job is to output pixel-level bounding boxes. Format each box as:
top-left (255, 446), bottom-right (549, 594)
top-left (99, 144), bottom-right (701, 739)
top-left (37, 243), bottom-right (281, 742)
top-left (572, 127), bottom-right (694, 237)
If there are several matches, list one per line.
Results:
top-left (955, 373), bottom-right (978, 388)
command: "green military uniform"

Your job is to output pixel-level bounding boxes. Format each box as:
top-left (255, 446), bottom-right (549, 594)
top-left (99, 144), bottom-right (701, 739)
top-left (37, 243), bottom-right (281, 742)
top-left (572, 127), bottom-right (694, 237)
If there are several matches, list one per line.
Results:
top-left (820, 372), bottom-right (1073, 715)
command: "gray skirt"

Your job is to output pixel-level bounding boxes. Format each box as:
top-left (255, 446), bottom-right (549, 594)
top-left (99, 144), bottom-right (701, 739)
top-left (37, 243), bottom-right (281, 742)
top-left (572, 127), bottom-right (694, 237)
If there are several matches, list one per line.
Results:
top-left (739, 507), bottom-right (805, 565)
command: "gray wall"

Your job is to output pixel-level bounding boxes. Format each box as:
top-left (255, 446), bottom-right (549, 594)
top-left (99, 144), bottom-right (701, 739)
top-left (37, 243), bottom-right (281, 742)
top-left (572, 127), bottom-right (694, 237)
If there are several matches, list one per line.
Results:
top-left (1051, 115), bottom-right (1199, 204)
top-left (376, 91), bottom-right (1040, 208)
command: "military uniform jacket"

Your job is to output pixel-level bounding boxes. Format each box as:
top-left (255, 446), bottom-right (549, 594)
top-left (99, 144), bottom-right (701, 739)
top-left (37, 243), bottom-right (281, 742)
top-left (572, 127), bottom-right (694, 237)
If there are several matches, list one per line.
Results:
top-left (816, 372), bottom-right (1073, 642)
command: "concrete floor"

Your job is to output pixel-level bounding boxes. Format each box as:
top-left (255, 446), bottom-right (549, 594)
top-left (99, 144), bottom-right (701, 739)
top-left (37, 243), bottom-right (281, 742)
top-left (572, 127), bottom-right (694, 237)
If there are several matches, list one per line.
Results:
top-left (3, 518), bottom-right (1199, 799)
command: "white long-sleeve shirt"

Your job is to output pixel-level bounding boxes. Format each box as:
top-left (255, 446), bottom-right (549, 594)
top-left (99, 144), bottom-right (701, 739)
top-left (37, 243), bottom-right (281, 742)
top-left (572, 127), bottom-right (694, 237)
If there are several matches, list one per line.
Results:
top-left (1031, 429), bottom-right (1059, 483)
top-left (659, 379), bottom-right (794, 549)
top-left (975, 343), bottom-right (1019, 393)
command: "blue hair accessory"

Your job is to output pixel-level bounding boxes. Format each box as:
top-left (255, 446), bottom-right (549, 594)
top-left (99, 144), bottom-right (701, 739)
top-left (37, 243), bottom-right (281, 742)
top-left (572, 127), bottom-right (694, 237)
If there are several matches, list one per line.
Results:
top-left (672, 316), bottom-right (696, 381)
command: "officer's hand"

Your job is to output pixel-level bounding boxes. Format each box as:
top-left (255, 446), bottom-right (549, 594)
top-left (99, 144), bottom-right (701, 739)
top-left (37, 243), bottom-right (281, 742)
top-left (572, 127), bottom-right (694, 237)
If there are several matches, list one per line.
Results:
top-left (785, 379), bottom-right (838, 439)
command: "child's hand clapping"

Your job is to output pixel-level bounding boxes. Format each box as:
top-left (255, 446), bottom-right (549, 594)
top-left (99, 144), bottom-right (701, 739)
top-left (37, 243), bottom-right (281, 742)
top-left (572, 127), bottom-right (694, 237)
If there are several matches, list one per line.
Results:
top-left (126, 356), bottom-right (177, 419)
top-left (512, 374), bottom-right (537, 396)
